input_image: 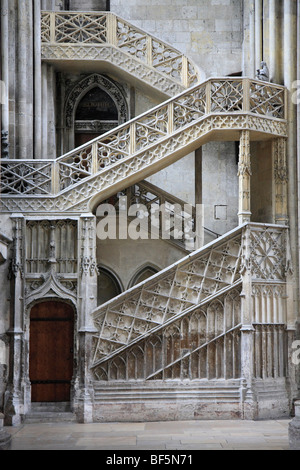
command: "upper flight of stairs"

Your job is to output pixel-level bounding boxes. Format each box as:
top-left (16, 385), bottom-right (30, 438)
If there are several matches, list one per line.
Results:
top-left (0, 77), bottom-right (287, 214)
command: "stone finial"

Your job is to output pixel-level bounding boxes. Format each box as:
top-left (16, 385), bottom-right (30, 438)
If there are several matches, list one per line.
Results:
top-left (256, 61), bottom-right (269, 82)
top-left (289, 401), bottom-right (300, 450)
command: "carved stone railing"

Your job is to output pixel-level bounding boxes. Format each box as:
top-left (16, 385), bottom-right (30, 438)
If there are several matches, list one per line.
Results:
top-left (41, 11), bottom-right (199, 94)
top-left (0, 78), bottom-right (287, 214)
top-left (91, 224), bottom-right (243, 369)
top-left (100, 180), bottom-right (219, 251)
top-left (91, 223), bottom-right (289, 383)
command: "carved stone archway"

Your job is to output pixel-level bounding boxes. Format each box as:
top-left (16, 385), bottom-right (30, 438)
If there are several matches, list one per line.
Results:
top-left (63, 74), bottom-right (129, 152)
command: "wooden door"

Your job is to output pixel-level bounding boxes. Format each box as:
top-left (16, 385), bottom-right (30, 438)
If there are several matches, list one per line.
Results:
top-left (29, 301), bottom-right (74, 402)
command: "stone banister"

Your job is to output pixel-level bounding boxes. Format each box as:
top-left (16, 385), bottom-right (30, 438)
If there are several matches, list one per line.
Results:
top-left (90, 222), bottom-right (289, 380)
top-left (0, 78), bottom-right (287, 214)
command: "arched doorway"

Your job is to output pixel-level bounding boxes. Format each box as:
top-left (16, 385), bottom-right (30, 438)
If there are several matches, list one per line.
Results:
top-left (75, 86), bottom-right (119, 147)
top-left (63, 73), bottom-right (129, 152)
top-left (29, 301), bottom-right (74, 403)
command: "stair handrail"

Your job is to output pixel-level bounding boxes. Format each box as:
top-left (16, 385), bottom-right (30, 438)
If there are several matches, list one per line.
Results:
top-left (0, 78), bottom-right (286, 202)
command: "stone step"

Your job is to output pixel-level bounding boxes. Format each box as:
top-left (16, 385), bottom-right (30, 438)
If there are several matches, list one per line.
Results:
top-left (25, 411), bottom-right (77, 424)
top-left (25, 402), bottom-right (77, 423)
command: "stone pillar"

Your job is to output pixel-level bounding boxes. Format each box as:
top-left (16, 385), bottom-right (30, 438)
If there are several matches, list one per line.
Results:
top-left (33, 0), bottom-right (42, 159)
top-left (289, 401), bottom-right (300, 449)
top-left (268, 0), bottom-right (281, 83)
top-left (1, 0), bottom-right (9, 142)
top-left (239, 224), bottom-right (257, 419)
top-left (272, 138), bottom-right (288, 225)
top-left (16, 1), bottom-right (30, 159)
top-left (75, 214), bottom-right (98, 423)
top-left (238, 130), bottom-right (252, 225)
top-left (4, 214), bottom-right (25, 426)
top-left (255, 0), bottom-right (263, 69)
top-left (41, 63), bottom-right (49, 159)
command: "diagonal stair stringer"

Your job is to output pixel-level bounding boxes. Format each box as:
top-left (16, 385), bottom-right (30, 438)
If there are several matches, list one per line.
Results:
top-left (91, 224), bottom-right (244, 372)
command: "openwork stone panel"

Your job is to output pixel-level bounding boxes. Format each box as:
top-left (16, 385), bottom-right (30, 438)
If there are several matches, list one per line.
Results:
top-left (91, 228), bottom-right (242, 367)
top-left (0, 161), bottom-right (53, 196)
top-left (92, 288), bottom-right (242, 381)
top-left (58, 145), bottom-right (93, 190)
top-left (249, 82), bottom-right (285, 119)
top-left (54, 13), bottom-right (108, 44)
top-left (249, 225), bottom-right (288, 281)
top-left (210, 80), bottom-right (244, 113)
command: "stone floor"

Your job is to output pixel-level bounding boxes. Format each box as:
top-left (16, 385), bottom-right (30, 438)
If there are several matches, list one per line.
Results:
top-left (4, 418), bottom-right (291, 450)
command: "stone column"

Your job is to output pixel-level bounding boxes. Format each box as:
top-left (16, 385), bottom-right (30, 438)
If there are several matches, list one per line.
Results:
top-left (238, 130), bottom-right (252, 225)
top-left (255, 0), bottom-right (263, 70)
top-left (4, 214), bottom-right (25, 426)
top-left (33, 0), bottom-right (42, 159)
top-left (1, 0), bottom-right (9, 154)
top-left (272, 138), bottom-right (288, 225)
top-left (16, 1), bottom-right (29, 159)
top-left (268, 0), bottom-right (281, 83)
top-left (41, 63), bottom-right (49, 159)
top-left (75, 214), bottom-right (98, 423)
top-left (239, 224), bottom-right (257, 419)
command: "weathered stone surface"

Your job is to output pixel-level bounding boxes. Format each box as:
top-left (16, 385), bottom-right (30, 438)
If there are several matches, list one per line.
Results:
top-left (289, 401), bottom-right (300, 450)
top-left (0, 414), bottom-right (11, 450)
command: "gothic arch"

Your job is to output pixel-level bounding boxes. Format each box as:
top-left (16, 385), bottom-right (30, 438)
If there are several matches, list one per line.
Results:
top-left (97, 265), bottom-right (124, 305)
top-left (64, 73), bottom-right (129, 150)
top-left (128, 263), bottom-right (160, 289)
top-left (65, 74), bottom-right (128, 128)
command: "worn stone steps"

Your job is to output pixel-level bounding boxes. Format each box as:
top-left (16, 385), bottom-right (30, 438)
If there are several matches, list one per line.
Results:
top-left (24, 402), bottom-right (77, 423)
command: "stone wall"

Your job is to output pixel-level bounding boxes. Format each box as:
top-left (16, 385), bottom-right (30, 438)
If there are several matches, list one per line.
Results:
top-left (110, 0), bottom-right (244, 78)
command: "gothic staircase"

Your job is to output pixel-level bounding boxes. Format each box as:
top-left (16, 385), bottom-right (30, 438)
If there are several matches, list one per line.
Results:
top-left (0, 11), bottom-right (292, 420)
top-left (0, 12), bottom-right (287, 214)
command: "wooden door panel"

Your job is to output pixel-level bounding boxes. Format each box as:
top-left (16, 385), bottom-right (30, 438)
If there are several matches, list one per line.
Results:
top-left (30, 302), bottom-right (74, 402)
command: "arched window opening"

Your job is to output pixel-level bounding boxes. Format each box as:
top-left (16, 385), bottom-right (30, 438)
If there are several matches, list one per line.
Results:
top-left (97, 267), bottom-right (123, 305)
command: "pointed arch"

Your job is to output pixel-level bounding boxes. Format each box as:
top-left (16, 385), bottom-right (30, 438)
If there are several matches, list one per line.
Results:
top-left (97, 265), bottom-right (124, 305)
top-left (128, 263), bottom-right (160, 289)
top-left (63, 73), bottom-right (129, 150)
